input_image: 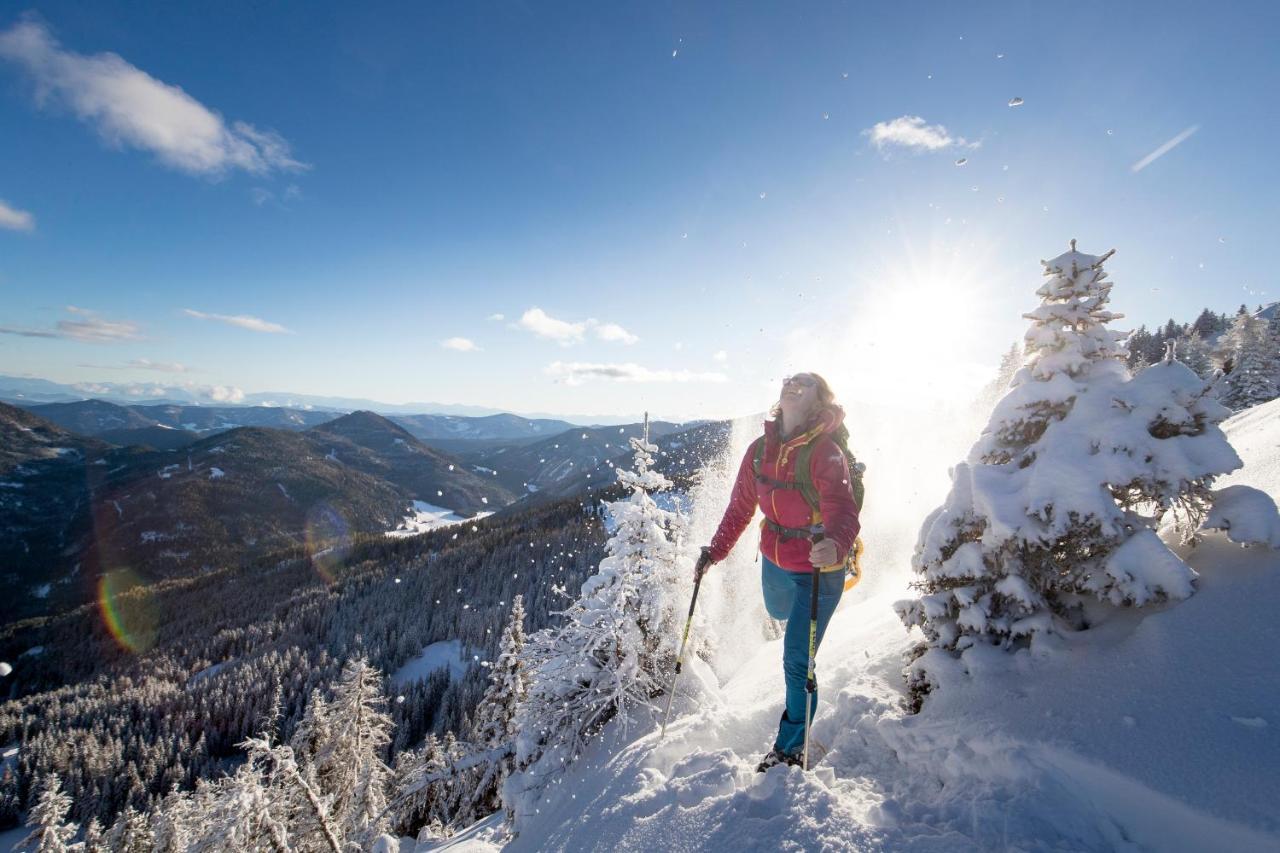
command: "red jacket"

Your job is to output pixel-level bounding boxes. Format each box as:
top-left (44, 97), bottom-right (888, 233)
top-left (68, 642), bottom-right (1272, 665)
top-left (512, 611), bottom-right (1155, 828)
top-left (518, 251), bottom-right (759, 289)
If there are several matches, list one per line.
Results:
top-left (709, 405), bottom-right (860, 572)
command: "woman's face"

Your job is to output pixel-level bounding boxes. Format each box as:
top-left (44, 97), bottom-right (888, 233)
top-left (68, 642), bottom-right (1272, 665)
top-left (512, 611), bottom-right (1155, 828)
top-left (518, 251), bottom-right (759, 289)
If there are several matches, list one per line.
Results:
top-left (778, 373), bottom-right (819, 416)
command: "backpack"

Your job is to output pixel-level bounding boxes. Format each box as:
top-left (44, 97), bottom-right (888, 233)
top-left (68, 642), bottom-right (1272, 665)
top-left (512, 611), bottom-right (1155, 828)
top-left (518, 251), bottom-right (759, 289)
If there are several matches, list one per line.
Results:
top-left (752, 423), bottom-right (866, 590)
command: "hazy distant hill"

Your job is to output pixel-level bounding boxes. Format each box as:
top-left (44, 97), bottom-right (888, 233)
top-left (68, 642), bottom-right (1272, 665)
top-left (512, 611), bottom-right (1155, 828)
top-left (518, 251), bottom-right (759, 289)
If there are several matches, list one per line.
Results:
top-left (450, 420), bottom-right (690, 496)
top-left (311, 411), bottom-right (515, 512)
top-left (390, 412), bottom-right (576, 443)
top-left (0, 401), bottom-right (108, 474)
top-left (26, 399), bottom-right (159, 435)
top-left (504, 420), bottom-right (732, 507)
top-left (133, 403), bottom-right (339, 432)
top-left (27, 398), bottom-right (340, 436)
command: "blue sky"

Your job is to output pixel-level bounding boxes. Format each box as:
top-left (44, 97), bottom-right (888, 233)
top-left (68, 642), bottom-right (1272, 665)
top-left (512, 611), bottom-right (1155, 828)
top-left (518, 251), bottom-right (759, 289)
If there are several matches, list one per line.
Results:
top-left (2, 1), bottom-right (1278, 420)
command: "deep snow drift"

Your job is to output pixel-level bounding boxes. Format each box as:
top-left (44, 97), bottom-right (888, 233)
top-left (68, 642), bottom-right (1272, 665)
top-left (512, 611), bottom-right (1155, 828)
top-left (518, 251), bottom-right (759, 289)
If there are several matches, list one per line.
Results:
top-left (423, 398), bottom-right (1280, 852)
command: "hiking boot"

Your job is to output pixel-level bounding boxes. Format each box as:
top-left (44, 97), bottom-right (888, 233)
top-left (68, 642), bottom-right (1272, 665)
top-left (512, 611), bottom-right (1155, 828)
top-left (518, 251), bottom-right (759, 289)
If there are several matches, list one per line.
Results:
top-left (755, 747), bottom-right (802, 772)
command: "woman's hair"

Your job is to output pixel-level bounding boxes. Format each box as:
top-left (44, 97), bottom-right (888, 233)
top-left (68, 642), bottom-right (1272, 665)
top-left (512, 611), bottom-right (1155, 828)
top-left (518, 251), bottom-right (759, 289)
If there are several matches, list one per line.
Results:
top-left (768, 371), bottom-right (836, 421)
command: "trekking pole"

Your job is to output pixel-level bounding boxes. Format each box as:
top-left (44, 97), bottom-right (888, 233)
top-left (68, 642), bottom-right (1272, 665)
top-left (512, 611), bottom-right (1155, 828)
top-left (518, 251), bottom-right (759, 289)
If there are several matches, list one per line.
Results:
top-left (803, 525), bottom-right (825, 771)
top-left (660, 547), bottom-right (712, 740)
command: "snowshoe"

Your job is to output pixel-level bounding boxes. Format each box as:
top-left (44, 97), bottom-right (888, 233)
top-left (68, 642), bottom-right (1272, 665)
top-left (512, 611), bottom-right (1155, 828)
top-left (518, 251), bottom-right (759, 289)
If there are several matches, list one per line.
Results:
top-left (755, 747), bottom-right (803, 772)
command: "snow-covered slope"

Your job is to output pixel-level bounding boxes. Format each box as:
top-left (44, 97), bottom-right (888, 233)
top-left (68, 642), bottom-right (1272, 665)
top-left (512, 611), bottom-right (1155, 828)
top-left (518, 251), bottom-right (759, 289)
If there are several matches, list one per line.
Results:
top-left (428, 400), bottom-right (1280, 852)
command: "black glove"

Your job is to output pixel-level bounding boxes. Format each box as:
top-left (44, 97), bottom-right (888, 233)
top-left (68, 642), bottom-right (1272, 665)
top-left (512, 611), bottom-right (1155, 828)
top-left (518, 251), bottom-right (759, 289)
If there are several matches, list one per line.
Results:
top-left (693, 546), bottom-right (713, 581)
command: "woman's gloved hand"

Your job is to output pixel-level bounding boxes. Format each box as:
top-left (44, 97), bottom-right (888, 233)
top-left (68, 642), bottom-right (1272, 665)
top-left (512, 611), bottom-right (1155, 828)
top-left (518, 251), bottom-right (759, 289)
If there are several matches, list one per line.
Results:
top-left (809, 537), bottom-right (838, 568)
top-left (694, 546), bottom-right (714, 581)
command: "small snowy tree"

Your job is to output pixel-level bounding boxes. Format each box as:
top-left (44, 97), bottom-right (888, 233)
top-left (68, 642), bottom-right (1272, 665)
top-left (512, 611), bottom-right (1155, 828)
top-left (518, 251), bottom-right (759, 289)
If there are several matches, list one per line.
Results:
top-left (505, 415), bottom-right (686, 825)
top-left (1221, 312), bottom-right (1277, 410)
top-left (978, 342), bottom-right (1024, 412)
top-left (1175, 331), bottom-right (1215, 380)
top-left (896, 241), bottom-right (1280, 704)
top-left (21, 775), bottom-right (78, 853)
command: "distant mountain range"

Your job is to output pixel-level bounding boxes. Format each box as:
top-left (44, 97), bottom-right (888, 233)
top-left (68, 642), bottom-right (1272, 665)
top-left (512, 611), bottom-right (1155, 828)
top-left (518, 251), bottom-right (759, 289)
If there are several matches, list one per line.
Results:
top-left (0, 399), bottom-right (728, 624)
top-left (0, 402), bottom-right (511, 622)
top-left (0, 374), bottom-right (651, 425)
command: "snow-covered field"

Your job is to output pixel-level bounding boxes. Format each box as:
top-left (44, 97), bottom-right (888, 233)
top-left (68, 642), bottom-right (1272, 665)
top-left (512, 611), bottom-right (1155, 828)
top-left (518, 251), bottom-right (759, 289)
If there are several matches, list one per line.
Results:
top-left (421, 400), bottom-right (1280, 852)
top-left (386, 501), bottom-right (492, 538)
top-left (392, 639), bottom-right (479, 686)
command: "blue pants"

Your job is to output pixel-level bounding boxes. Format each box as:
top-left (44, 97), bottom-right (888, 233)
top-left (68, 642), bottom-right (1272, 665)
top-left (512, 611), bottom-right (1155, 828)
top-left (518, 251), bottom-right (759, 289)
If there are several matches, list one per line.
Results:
top-left (762, 555), bottom-right (845, 755)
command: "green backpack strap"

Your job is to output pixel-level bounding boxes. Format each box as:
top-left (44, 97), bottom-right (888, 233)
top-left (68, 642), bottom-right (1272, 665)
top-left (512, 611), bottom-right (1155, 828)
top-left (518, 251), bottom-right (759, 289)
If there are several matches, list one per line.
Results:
top-left (794, 426), bottom-right (865, 516)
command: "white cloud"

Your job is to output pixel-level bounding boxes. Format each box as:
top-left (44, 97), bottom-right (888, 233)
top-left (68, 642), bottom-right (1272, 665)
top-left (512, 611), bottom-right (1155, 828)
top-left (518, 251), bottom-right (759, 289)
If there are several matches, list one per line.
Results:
top-left (1131, 125), bottom-right (1200, 173)
top-left (0, 305), bottom-right (142, 342)
top-left (488, 313), bottom-right (505, 321)
top-left (518, 307), bottom-right (587, 345)
top-left (202, 385), bottom-right (245, 403)
top-left (0, 18), bottom-right (306, 177)
top-left (128, 358), bottom-right (191, 373)
top-left (250, 187), bottom-right (273, 206)
top-left (593, 322), bottom-right (639, 345)
top-left (545, 361), bottom-right (728, 386)
top-left (0, 199), bottom-right (35, 232)
top-left (864, 115), bottom-right (974, 152)
top-left (183, 308), bottom-right (291, 334)
top-left (441, 337), bottom-right (480, 352)
top-left (713, 349), bottom-right (728, 363)
top-left (517, 307), bottom-right (638, 346)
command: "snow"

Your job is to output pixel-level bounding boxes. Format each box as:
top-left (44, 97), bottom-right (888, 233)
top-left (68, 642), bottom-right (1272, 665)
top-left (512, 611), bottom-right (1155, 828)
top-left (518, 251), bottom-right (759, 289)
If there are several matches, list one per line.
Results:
top-left (188, 660), bottom-right (232, 685)
top-left (387, 502), bottom-right (492, 538)
top-left (31, 583), bottom-right (50, 599)
top-left (423, 397), bottom-right (1280, 851)
top-left (21, 646), bottom-right (43, 658)
top-left (392, 640), bottom-right (477, 685)
top-left (209, 466), bottom-right (225, 479)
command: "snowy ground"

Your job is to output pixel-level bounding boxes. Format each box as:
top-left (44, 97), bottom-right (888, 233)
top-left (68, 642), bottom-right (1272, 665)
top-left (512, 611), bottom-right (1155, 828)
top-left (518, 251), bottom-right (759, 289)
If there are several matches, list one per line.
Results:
top-left (421, 401), bottom-right (1280, 852)
top-left (392, 639), bottom-right (480, 686)
top-left (386, 501), bottom-right (492, 538)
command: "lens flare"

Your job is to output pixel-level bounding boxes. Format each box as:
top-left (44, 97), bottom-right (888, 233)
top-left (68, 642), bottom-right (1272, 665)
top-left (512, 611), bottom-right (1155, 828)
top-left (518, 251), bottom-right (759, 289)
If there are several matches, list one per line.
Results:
top-left (305, 503), bottom-right (350, 583)
top-left (98, 568), bottom-right (157, 653)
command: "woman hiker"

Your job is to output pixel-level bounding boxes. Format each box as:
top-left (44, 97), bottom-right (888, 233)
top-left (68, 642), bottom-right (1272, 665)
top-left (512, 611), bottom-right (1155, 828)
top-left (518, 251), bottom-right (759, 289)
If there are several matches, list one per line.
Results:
top-left (699, 371), bottom-right (860, 771)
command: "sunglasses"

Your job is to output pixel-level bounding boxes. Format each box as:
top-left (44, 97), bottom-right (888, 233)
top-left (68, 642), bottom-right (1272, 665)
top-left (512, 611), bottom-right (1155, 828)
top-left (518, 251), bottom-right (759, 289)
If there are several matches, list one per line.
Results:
top-left (782, 375), bottom-right (817, 388)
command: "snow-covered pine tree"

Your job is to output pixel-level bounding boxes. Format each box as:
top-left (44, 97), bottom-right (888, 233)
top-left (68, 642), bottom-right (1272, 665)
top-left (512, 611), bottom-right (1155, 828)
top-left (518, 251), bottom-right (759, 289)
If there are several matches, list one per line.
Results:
top-left (896, 241), bottom-right (1277, 703)
top-left (1221, 311), bottom-right (1278, 410)
top-left (978, 342), bottom-right (1023, 412)
top-left (457, 595), bottom-right (528, 824)
top-left (105, 803), bottom-right (150, 853)
top-left (82, 817), bottom-right (105, 852)
top-left (389, 733), bottom-right (452, 842)
top-left (506, 414), bottom-right (686, 825)
top-left (1175, 331), bottom-right (1215, 380)
top-left (291, 658), bottom-right (394, 847)
top-left (20, 775), bottom-right (78, 853)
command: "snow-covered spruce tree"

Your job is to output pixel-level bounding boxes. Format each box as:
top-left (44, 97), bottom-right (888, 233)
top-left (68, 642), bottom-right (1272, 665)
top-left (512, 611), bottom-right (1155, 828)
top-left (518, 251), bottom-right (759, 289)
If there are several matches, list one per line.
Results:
top-left (896, 241), bottom-right (1279, 703)
top-left (1175, 330), bottom-right (1215, 380)
top-left (389, 733), bottom-right (454, 842)
top-left (105, 804), bottom-right (150, 853)
top-left (20, 775), bottom-right (78, 853)
top-left (289, 658), bottom-right (394, 847)
top-left (183, 735), bottom-right (299, 853)
top-left (505, 416), bottom-right (685, 825)
top-left (1221, 311), bottom-right (1277, 410)
top-left (454, 594), bottom-right (528, 825)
